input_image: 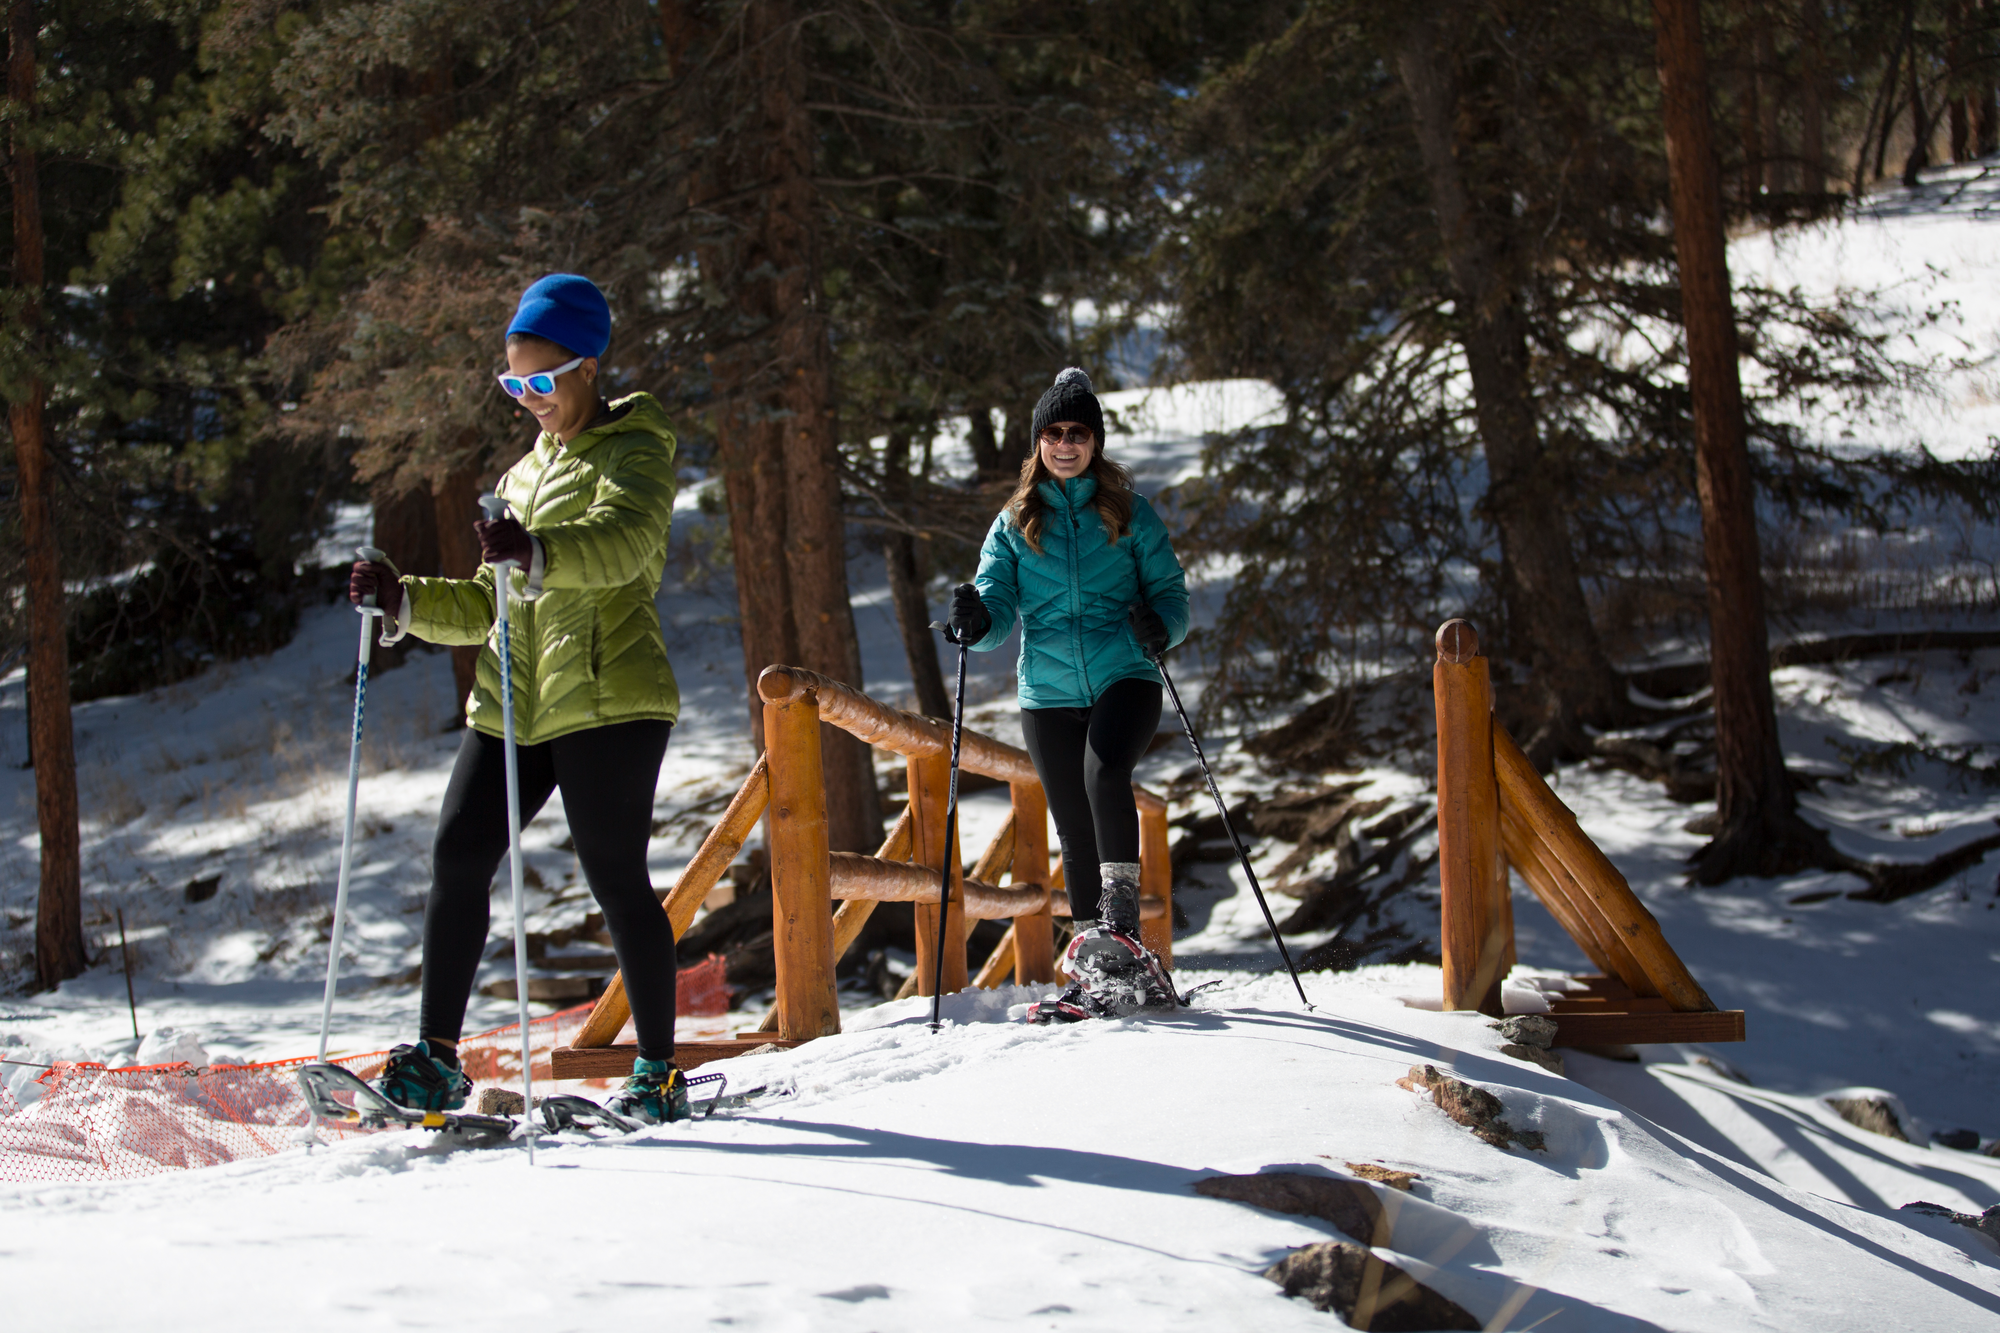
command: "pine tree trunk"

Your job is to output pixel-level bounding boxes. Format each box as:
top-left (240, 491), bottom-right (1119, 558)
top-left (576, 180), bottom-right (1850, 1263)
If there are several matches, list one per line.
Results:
top-left (11, 0), bottom-right (83, 988)
top-left (1800, 0), bottom-right (1826, 194)
top-left (880, 432), bottom-right (950, 719)
top-left (1653, 0), bottom-right (1834, 884)
top-left (1902, 1), bottom-right (1931, 187)
top-left (1393, 10), bottom-right (1628, 758)
top-left (1946, 1), bottom-right (1971, 163)
top-left (1737, 1), bottom-right (1765, 199)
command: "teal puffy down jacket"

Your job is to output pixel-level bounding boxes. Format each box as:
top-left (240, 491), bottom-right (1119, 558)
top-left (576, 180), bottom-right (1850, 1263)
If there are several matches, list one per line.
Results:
top-left (970, 476), bottom-right (1191, 709)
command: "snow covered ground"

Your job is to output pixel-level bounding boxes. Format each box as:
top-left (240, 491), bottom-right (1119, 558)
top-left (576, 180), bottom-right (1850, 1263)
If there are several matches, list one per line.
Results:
top-left (1, 170), bottom-right (1998, 1328)
top-left (4, 973), bottom-right (1997, 1332)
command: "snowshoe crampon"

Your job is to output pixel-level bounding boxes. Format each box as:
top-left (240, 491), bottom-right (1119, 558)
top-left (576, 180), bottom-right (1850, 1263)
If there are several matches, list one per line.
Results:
top-left (297, 1062), bottom-right (516, 1141)
top-left (1063, 928), bottom-right (1180, 1015)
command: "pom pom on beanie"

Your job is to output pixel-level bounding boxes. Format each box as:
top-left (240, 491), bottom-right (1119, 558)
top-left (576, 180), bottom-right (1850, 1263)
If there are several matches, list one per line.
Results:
top-left (1031, 366), bottom-right (1104, 446)
top-left (506, 274), bottom-right (612, 360)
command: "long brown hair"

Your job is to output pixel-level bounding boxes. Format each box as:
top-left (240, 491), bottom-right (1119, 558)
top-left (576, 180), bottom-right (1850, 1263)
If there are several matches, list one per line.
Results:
top-left (1004, 434), bottom-right (1135, 555)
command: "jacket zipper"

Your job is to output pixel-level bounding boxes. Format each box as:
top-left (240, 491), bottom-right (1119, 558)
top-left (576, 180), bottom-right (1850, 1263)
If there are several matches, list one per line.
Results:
top-left (1066, 489), bottom-right (1091, 699)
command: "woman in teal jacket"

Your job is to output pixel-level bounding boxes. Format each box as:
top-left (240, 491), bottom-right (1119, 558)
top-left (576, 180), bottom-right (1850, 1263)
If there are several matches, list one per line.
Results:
top-left (948, 368), bottom-right (1190, 1021)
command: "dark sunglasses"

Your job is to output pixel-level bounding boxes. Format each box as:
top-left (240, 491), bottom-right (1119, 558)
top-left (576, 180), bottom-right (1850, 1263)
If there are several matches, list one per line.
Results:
top-left (1039, 426), bottom-right (1093, 446)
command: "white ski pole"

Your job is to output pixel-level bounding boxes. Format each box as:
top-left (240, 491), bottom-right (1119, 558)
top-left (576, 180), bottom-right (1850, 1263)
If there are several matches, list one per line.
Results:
top-left (316, 546), bottom-right (392, 1064)
top-left (480, 495), bottom-right (537, 1163)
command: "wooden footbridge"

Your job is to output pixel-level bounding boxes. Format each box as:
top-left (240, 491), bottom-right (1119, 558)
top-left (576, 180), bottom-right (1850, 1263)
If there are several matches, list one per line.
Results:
top-left (552, 664), bottom-right (1175, 1076)
top-left (552, 620), bottom-right (1740, 1076)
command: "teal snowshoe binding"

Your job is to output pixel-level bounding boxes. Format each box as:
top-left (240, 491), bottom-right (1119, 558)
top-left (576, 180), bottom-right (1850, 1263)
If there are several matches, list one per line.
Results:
top-left (604, 1057), bottom-right (691, 1125)
top-left (372, 1039), bottom-right (471, 1113)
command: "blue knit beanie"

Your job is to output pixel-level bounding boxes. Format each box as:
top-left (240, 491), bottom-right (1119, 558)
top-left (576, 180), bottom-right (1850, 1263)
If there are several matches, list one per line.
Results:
top-left (506, 274), bottom-right (611, 360)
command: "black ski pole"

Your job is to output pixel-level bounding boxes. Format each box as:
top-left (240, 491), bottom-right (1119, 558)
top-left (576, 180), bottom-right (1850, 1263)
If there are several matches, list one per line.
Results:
top-left (927, 620), bottom-right (971, 1032)
top-left (1152, 650), bottom-right (1313, 1011)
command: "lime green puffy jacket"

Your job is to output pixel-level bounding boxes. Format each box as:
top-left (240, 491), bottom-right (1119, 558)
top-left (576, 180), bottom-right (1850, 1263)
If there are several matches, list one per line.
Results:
top-left (401, 393), bottom-right (680, 744)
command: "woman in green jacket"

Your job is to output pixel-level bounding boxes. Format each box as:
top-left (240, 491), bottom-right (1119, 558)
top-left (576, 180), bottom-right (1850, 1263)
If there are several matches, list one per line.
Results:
top-left (346, 274), bottom-right (689, 1121)
top-left (948, 368), bottom-right (1191, 1022)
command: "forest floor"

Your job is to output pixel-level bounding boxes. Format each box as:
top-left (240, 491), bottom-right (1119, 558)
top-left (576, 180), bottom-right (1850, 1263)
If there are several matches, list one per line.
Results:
top-left (0, 167), bottom-right (1996, 1329)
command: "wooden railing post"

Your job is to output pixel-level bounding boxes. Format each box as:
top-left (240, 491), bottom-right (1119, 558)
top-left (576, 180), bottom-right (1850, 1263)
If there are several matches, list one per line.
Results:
top-left (765, 692), bottom-right (841, 1039)
top-left (1435, 619), bottom-right (1509, 1014)
top-left (908, 751), bottom-right (969, 995)
top-left (1010, 782), bottom-right (1056, 984)
top-left (1139, 801), bottom-right (1173, 965)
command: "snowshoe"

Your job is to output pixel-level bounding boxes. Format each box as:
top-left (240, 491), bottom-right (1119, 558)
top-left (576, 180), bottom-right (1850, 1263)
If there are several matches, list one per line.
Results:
top-left (372, 1039), bottom-right (472, 1113)
top-left (1026, 979), bottom-right (1115, 1024)
top-left (1027, 927), bottom-right (1179, 1020)
top-left (299, 1062), bottom-right (512, 1140)
top-left (603, 1057), bottom-right (692, 1125)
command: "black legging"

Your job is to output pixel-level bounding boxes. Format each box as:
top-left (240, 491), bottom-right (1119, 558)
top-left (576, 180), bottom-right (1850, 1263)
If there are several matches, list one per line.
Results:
top-left (1019, 677), bottom-right (1163, 923)
top-left (421, 718), bottom-right (676, 1061)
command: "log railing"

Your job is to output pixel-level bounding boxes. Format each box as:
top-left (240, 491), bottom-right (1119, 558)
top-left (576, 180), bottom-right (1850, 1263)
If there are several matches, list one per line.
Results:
top-left (1433, 620), bottom-right (1743, 1047)
top-left (553, 664), bottom-right (1174, 1075)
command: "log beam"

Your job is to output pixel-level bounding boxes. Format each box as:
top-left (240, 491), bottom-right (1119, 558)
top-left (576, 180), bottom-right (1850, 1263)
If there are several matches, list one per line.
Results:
top-left (1493, 723), bottom-right (1715, 1011)
top-left (572, 756), bottom-right (771, 1049)
top-left (766, 695), bottom-right (840, 1038)
top-left (1434, 621), bottom-right (1508, 1014)
top-left (1010, 782), bottom-right (1056, 984)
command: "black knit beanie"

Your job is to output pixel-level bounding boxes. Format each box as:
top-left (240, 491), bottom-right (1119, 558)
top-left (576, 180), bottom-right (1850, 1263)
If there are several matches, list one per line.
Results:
top-left (1030, 367), bottom-right (1105, 445)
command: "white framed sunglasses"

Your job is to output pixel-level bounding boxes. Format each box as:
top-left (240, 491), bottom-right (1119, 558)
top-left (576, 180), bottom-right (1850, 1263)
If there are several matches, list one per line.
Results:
top-left (497, 355), bottom-right (586, 398)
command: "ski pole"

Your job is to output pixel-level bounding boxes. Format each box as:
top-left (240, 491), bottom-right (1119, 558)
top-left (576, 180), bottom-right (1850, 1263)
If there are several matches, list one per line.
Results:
top-left (926, 620), bottom-right (970, 1032)
top-left (1151, 650), bottom-right (1313, 1011)
top-left (316, 545), bottom-right (392, 1063)
top-left (480, 494), bottom-right (537, 1163)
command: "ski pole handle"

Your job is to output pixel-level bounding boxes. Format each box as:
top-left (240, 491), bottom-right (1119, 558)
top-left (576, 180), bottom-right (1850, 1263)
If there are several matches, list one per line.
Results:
top-left (353, 546), bottom-right (389, 615)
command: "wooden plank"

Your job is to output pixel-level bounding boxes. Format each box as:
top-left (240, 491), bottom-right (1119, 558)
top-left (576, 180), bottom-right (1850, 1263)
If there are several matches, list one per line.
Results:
top-left (1500, 805), bottom-right (1657, 997)
top-left (1010, 782), bottom-right (1056, 984)
top-left (1502, 838), bottom-right (1616, 978)
top-left (971, 924), bottom-right (1017, 989)
top-left (827, 852), bottom-right (1048, 918)
top-left (1546, 996), bottom-right (1673, 1014)
top-left (1547, 1010), bottom-right (1746, 1047)
top-left (551, 1038), bottom-right (805, 1079)
top-left (766, 697), bottom-right (841, 1040)
top-left (908, 751), bottom-right (969, 995)
top-left (1493, 724), bottom-right (1716, 1012)
top-left (970, 810), bottom-right (1016, 885)
top-left (750, 812), bottom-right (917, 1037)
top-left (1433, 625), bottom-right (1506, 1014)
top-left (572, 755), bottom-right (772, 1049)
top-left (759, 663), bottom-right (1038, 785)
top-left (1139, 802), bottom-right (1174, 964)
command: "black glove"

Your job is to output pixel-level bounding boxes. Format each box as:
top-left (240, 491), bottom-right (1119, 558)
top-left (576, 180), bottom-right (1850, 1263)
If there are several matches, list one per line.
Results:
top-left (1129, 603), bottom-right (1169, 658)
top-left (475, 516), bottom-right (534, 568)
top-left (348, 561), bottom-right (403, 620)
top-left (948, 583), bottom-right (991, 644)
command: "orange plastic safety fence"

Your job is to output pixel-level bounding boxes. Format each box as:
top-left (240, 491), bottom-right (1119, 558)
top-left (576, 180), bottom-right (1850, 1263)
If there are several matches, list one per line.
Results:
top-left (678, 953), bottom-right (729, 1017)
top-left (0, 1004), bottom-right (597, 1184)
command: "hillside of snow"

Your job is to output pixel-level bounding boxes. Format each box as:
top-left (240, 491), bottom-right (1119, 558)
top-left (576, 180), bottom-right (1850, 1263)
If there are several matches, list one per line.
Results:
top-left (0, 168), bottom-right (1998, 1329)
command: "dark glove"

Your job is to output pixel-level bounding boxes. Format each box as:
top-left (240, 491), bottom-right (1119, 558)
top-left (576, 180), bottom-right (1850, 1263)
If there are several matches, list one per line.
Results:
top-left (947, 583), bottom-right (991, 644)
top-left (1129, 603), bottom-right (1169, 658)
top-left (475, 516), bottom-right (534, 568)
top-left (348, 561), bottom-right (403, 620)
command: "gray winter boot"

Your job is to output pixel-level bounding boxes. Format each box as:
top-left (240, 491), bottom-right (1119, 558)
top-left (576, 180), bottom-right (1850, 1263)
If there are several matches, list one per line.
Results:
top-left (1097, 861), bottom-right (1142, 938)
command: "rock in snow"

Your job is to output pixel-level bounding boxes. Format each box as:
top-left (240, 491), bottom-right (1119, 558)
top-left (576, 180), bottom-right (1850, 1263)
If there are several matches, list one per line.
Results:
top-left (1396, 1063), bottom-right (1547, 1152)
top-left (1264, 1240), bottom-right (1480, 1330)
